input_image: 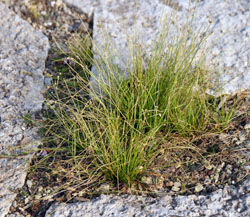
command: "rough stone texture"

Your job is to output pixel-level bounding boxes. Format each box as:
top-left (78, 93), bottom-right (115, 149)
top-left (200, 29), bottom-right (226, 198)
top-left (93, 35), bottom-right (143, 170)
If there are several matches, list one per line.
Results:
top-left (46, 179), bottom-right (250, 217)
top-left (0, 2), bottom-right (49, 216)
top-left (62, 0), bottom-right (99, 15)
top-left (90, 0), bottom-right (250, 95)
top-left (62, 0), bottom-right (196, 15)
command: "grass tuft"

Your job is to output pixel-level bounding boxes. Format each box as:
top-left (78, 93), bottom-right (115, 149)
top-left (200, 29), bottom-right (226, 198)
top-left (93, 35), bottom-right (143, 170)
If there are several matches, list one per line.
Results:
top-left (37, 12), bottom-right (243, 194)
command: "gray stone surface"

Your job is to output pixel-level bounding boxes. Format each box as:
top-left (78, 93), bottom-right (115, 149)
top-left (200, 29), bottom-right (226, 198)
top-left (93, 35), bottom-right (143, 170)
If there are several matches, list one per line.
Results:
top-left (46, 179), bottom-right (250, 217)
top-left (62, 0), bottom-right (196, 16)
top-left (62, 0), bottom-right (99, 15)
top-left (0, 2), bottom-right (49, 216)
top-left (90, 0), bottom-right (250, 95)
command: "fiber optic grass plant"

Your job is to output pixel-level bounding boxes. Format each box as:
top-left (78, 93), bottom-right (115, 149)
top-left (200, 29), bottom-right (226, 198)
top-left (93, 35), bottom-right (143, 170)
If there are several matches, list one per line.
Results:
top-left (40, 15), bottom-right (239, 190)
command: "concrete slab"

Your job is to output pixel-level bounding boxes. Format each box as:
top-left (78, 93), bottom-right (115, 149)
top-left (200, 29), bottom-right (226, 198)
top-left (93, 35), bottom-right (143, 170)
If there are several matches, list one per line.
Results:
top-left (62, 0), bottom-right (99, 15)
top-left (0, 2), bottom-right (49, 216)
top-left (90, 0), bottom-right (250, 95)
top-left (45, 179), bottom-right (250, 216)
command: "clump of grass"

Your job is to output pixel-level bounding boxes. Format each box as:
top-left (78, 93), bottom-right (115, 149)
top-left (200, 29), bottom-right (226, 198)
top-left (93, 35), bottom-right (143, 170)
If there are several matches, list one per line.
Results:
top-left (40, 14), bottom-right (238, 191)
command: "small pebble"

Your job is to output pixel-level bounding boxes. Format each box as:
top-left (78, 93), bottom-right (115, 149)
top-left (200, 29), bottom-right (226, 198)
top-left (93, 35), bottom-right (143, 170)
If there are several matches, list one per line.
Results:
top-left (41, 11), bottom-right (47, 16)
top-left (173, 182), bottom-right (181, 187)
top-left (172, 186), bottom-right (180, 192)
top-left (24, 197), bottom-right (30, 205)
top-left (244, 124), bottom-right (250, 130)
top-left (44, 21), bottom-right (53, 27)
top-left (195, 183), bottom-right (204, 192)
top-left (12, 201), bottom-right (17, 208)
top-left (141, 176), bottom-right (153, 185)
top-left (26, 180), bottom-right (33, 189)
top-left (98, 184), bottom-right (110, 192)
top-left (38, 186), bottom-right (43, 192)
top-left (172, 182), bottom-right (181, 192)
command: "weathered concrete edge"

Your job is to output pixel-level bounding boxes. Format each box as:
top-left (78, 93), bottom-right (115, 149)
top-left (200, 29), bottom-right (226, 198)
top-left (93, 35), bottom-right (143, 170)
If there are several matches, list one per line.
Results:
top-left (0, 2), bottom-right (49, 216)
